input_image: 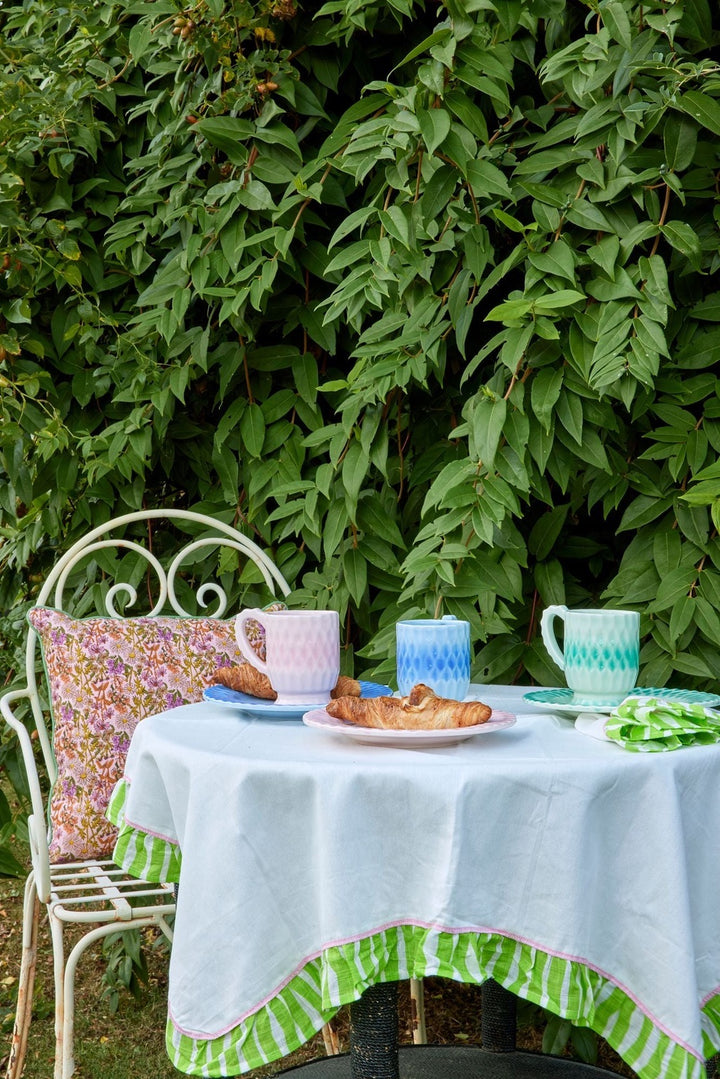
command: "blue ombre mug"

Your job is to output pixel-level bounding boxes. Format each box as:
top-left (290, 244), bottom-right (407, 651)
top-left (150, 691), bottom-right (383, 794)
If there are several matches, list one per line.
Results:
top-left (540, 606), bottom-right (640, 707)
top-left (396, 616), bottom-right (471, 700)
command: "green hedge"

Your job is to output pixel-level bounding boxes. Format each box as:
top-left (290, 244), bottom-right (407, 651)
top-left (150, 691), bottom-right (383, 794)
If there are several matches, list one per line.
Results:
top-left (2, 0), bottom-right (720, 688)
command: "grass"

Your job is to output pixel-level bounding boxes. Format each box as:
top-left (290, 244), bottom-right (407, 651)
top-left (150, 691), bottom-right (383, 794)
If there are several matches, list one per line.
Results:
top-left (0, 862), bottom-right (638, 1079)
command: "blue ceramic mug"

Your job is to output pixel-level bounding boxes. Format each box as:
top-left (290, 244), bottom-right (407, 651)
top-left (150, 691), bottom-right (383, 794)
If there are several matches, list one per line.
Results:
top-left (396, 616), bottom-right (471, 700)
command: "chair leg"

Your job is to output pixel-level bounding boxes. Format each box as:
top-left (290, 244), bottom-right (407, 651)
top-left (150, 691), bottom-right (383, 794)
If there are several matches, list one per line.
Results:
top-left (60, 918), bottom-right (175, 1079)
top-left (409, 978), bottom-right (426, 1044)
top-left (48, 910), bottom-right (66, 1079)
top-left (5, 876), bottom-right (40, 1079)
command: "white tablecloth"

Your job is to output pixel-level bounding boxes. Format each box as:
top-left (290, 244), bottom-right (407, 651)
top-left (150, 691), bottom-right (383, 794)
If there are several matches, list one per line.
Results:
top-left (110, 685), bottom-right (720, 1079)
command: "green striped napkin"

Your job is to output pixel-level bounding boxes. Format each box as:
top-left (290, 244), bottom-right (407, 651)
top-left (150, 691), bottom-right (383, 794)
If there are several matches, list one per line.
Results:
top-left (605, 696), bottom-right (720, 752)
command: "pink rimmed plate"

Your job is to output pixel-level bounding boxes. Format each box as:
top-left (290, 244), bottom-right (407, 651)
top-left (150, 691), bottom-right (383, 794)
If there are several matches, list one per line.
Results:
top-left (302, 708), bottom-right (516, 748)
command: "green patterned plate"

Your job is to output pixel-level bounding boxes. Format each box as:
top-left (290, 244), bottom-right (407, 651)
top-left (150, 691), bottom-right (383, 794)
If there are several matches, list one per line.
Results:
top-left (523, 686), bottom-right (720, 717)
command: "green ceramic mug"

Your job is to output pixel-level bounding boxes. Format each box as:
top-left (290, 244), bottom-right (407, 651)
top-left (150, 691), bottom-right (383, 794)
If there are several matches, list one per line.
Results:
top-left (540, 606), bottom-right (640, 707)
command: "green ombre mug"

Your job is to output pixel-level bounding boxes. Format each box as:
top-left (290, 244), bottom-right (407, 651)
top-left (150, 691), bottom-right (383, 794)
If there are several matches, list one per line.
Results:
top-left (540, 606), bottom-right (640, 708)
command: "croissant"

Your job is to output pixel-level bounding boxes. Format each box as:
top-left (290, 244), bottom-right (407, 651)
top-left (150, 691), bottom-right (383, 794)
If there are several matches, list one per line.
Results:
top-left (215, 662), bottom-right (275, 699)
top-left (214, 664), bottom-right (361, 701)
top-left (326, 683), bottom-right (491, 730)
top-left (333, 675), bottom-right (363, 699)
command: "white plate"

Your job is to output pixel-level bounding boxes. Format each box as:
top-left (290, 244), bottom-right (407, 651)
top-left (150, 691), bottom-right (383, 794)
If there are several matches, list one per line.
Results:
top-left (523, 686), bottom-right (720, 718)
top-left (302, 708), bottom-right (516, 747)
top-left (203, 681), bottom-right (392, 720)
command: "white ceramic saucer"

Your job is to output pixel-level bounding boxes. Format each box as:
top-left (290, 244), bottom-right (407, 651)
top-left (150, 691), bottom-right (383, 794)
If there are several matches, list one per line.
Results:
top-left (302, 709), bottom-right (516, 748)
top-left (523, 686), bottom-right (720, 718)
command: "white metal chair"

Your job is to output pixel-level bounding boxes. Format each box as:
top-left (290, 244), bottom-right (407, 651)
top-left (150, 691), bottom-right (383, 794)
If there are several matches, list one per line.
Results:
top-left (2, 508), bottom-right (293, 1079)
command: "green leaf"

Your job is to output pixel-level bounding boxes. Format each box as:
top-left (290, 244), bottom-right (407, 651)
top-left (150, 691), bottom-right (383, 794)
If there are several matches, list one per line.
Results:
top-left (529, 505), bottom-right (569, 560)
top-left (530, 368), bottom-right (563, 433)
top-left (327, 206), bottom-right (376, 251)
top-left (444, 90), bottom-right (489, 142)
top-left (691, 294), bottom-right (720, 322)
top-left (528, 241), bottom-right (576, 284)
top-left (492, 208), bottom-right (529, 233)
top-left (378, 205), bottom-right (411, 248)
top-left (292, 353), bottom-right (318, 406)
top-left (57, 237), bottom-right (81, 260)
top-left (323, 499), bottom-right (347, 560)
top-left (471, 396), bottom-right (507, 471)
top-left (663, 115), bottom-right (698, 172)
top-left (672, 652), bottom-right (715, 678)
top-left (466, 158), bottom-right (512, 198)
top-left (213, 443), bottom-right (239, 503)
top-left (647, 566), bottom-right (696, 613)
top-left (240, 403), bottom-right (266, 458)
top-left (676, 90), bottom-right (720, 137)
top-left (675, 501), bottom-right (709, 547)
top-left (534, 558), bottom-right (565, 606)
top-left (652, 529), bottom-right (681, 577)
top-left (358, 499), bottom-right (404, 548)
top-left (678, 0), bottom-right (712, 41)
top-left (485, 297), bottom-right (533, 322)
top-left (6, 298), bottom-right (32, 324)
top-left (0, 844), bottom-right (24, 878)
top-left (669, 595), bottom-right (695, 641)
top-left (417, 107), bottom-right (451, 155)
top-left (341, 440), bottom-right (369, 510)
top-left (660, 221), bottom-right (701, 263)
top-left (195, 117), bottom-right (255, 164)
top-left (532, 290), bottom-right (586, 313)
top-left (617, 495), bottom-right (673, 533)
top-left (388, 27), bottom-right (453, 73)
top-left (601, 1), bottom-right (632, 49)
top-left (343, 547), bottom-right (368, 606)
top-left (542, 1015), bottom-right (572, 1057)
top-left (694, 594), bottom-right (720, 642)
top-left (699, 568), bottom-right (720, 611)
top-left (570, 1027), bottom-right (598, 1066)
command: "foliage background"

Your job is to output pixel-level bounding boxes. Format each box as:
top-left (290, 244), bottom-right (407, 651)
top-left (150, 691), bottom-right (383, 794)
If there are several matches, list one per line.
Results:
top-left (2, 0), bottom-right (720, 693)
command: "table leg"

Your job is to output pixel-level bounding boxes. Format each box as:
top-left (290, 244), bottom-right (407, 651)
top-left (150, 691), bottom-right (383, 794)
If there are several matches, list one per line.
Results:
top-left (481, 979), bottom-right (517, 1052)
top-left (275, 979), bottom-right (624, 1079)
top-left (349, 982), bottom-right (399, 1079)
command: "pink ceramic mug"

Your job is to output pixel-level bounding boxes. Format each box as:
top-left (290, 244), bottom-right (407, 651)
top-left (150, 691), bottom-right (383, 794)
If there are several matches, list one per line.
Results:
top-left (234, 608), bottom-right (340, 706)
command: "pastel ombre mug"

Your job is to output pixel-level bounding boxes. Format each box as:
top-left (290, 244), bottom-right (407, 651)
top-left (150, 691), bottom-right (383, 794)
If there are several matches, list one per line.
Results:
top-left (235, 609), bottom-right (340, 707)
top-left (396, 615), bottom-right (471, 700)
top-left (540, 606), bottom-right (640, 707)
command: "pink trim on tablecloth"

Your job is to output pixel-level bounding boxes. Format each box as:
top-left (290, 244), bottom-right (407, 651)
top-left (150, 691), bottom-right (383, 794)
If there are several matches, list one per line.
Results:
top-left (700, 984), bottom-right (720, 1008)
top-left (123, 813), bottom-right (180, 846)
top-left (119, 775), bottom-right (180, 846)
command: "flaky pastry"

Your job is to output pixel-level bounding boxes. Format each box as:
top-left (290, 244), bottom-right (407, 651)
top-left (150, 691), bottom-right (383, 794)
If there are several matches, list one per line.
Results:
top-left (332, 675), bottom-right (362, 699)
top-left (215, 663), bottom-right (275, 699)
top-left (213, 664), bottom-right (361, 701)
top-left (325, 683), bottom-right (491, 730)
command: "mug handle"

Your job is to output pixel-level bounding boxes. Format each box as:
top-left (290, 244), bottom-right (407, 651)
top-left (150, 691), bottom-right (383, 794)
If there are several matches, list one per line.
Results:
top-left (235, 608), bottom-right (270, 674)
top-left (540, 605), bottom-right (568, 671)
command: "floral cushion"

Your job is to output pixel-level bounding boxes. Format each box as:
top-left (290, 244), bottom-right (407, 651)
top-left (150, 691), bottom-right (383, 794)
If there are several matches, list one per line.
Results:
top-left (28, 605), bottom-right (279, 863)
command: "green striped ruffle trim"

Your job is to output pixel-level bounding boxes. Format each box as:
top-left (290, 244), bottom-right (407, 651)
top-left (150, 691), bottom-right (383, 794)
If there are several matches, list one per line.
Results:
top-left (107, 780), bottom-right (720, 1079)
top-left (165, 925), bottom-right (720, 1079)
top-left (107, 778), bottom-right (182, 883)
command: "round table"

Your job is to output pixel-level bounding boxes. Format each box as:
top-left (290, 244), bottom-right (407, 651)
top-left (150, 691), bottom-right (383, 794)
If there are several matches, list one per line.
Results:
top-left (108, 684), bottom-right (720, 1079)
